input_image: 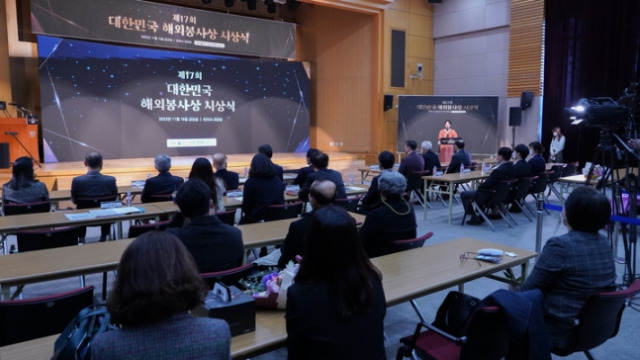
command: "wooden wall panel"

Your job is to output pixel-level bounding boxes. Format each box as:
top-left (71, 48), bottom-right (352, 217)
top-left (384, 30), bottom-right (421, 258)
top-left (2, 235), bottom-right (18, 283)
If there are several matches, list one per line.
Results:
top-left (296, 6), bottom-right (377, 154)
top-left (507, 0), bottom-right (544, 97)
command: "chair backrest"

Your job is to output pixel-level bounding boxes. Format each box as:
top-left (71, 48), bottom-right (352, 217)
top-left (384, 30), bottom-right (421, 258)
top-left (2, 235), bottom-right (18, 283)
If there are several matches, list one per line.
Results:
top-left (75, 195), bottom-right (118, 209)
top-left (215, 209), bottom-right (237, 226)
top-left (263, 201), bottom-right (303, 222)
top-left (391, 232), bottom-right (433, 253)
top-left (562, 162), bottom-right (579, 177)
top-left (147, 193), bottom-right (173, 203)
top-left (406, 171), bottom-right (428, 192)
top-left (487, 180), bottom-right (516, 206)
top-left (16, 226), bottom-right (80, 252)
top-left (0, 285), bottom-right (95, 346)
top-left (529, 172), bottom-right (549, 195)
top-left (459, 306), bottom-right (510, 360)
top-left (201, 263), bottom-right (255, 290)
top-left (547, 164), bottom-right (564, 183)
top-left (127, 219), bottom-right (172, 238)
top-left (552, 279), bottom-right (640, 356)
top-left (512, 177), bottom-right (533, 202)
top-left (3, 200), bottom-right (51, 216)
top-left (334, 195), bottom-right (363, 213)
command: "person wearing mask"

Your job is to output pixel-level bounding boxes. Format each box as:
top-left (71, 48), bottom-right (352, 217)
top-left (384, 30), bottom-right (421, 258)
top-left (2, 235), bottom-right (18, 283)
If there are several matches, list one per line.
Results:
top-left (519, 186), bottom-right (616, 349)
top-left (460, 147), bottom-right (516, 225)
top-left (446, 140), bottom-right (471, 174)
top-left (549, 127), bottom-right (565, 163)
top-left (298, 151), bottom-right (346, 201)
top-left (420, 140), bottom-right (441, 172)
top-left (293, 148), bottom-right (320, 186)
top-left (528, 141), bottom-right (547, 176)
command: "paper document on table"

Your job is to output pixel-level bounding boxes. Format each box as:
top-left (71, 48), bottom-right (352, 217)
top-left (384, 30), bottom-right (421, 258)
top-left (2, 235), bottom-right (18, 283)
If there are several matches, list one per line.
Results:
top-left (65, 212), bottom-right (96, 221)
top-left (89, 207), bottom-right (144, 217)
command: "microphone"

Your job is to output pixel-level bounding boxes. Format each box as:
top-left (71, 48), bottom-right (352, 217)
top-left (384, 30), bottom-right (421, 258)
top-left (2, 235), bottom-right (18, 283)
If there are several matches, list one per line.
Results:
top-left (5, 131), bottom-right (17, 136)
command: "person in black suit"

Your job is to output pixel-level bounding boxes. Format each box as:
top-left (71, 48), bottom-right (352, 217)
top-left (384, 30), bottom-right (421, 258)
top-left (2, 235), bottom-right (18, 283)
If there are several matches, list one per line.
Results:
top-left (359, 171), bottom-right (416, 257)
top-left (278, 179), bottom-right (336, 268)
top-left (71, 152), bottom-right (118, 242)
top-left (398, 140), bottom-right (424, 177)
top-left (240, 153), bottom-right (285, 224)
top-left (141, 154), bottom-right (184, 203)
top-left (293, 148), bottom-right (319, 186)
top-left (528, 141), bottom-right (546, 176)
top-left (513, 144), bottom-right (532, 178)
top-left (167, 179), bottom-right (244, 273)
top-left (447, 140), bottom-right (472, 173)
top-left (212, 153), bottom-right (240, 190)
top-left (420, 140), bottom-right (441, 172)
top-left (461, 147), bottom-right (517, 225)
top-left (359, 150), bottom-right (395, 212)
top-left (286, 206), bottom-right (386, 360)
top-left (258, 144), bottom-right (284, 181)
top-left (298, 151), bottom-right (347, 201)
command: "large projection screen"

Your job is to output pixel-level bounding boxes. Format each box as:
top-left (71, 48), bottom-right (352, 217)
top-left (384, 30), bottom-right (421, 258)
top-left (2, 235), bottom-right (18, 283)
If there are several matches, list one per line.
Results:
top-left (38, 35), bottom-right (310, 162)
top-left (397, 96), bottom-right (499, 156)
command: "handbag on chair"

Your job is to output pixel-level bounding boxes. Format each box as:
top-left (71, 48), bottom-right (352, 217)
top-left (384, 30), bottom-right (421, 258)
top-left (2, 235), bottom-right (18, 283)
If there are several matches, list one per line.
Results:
top-left (51, 305), bottom-right (116, 360)
top-left (433, 291), bottom-right (483, 337)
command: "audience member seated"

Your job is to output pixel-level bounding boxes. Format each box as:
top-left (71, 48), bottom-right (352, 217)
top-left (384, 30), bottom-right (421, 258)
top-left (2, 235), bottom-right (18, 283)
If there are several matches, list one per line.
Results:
top-left (461, 147), bottom-right (516, 225)
top-left (398, 140), bottom-right (424, 178)
top-left (513, 144), bottom-right (532, 178)
top-left (140, 154), bottom-right (184, 203)
top-left (286, 206), bottom-right (386, 360)
top-left (91, 231), bottom-right (231, 360)
top-left (298, 151), bottom-right (346, 201)
top-left (71, 152), bottom-right (118, 242)
top-left (446, 140), bottom-right (472, 173)
top-left (359, 171), bottom-right (417, 257)
top-left (212, 153), bottom-right (239, 190)
top-left (519, 186), bottom-right (616, 349)
top-left (1, 156), bottom-right (49, 211)
top-left (258, 144), bottom-right (284, 181)
top-left (239, 153), bottom-right (285, 224)
top-left (420, 140), bottom-right (441, 172)
top-left (359, 150), bottom-right (395, 213)
top-left (293, 148), bottom-right (320, 186)
top-left (278, 180), bottom-right (336, 268)
top-left (189, 157), bottom-right (225, 212)
top-left (528, 140), bottom-right (547, 176)
top-left (167, 179), bottom-right (243, 273)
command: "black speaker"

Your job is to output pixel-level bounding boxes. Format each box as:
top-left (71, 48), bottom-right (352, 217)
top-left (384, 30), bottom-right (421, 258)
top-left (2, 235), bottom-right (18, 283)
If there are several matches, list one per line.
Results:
top-left (0, 143), bottom-right (9, 169)
top-left (521, 91), bottom-right (533, 110)
top-left (509, 107), bottom-right (522, 127)
top-left (384, 94), bottom-right (393, 111)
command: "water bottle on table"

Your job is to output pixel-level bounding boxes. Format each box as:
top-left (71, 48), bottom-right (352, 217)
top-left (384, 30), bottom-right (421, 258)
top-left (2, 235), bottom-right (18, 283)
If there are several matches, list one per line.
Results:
top-left (125, 191), bottom-right (132, 207)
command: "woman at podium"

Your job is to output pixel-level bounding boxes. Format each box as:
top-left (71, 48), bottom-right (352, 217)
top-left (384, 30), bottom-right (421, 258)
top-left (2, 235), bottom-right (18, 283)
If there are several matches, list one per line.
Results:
top-left (438, 119), bottom-right (458, 163)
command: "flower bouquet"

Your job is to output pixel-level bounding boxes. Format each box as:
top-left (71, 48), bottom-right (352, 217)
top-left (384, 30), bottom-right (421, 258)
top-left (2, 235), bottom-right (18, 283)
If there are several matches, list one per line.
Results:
top-left (239, 262), bottom-right (299, 309)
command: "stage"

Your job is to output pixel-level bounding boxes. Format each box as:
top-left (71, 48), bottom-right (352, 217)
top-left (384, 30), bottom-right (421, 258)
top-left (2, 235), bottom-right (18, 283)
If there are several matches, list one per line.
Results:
top-left (3, 152), bottom-right (365, 191)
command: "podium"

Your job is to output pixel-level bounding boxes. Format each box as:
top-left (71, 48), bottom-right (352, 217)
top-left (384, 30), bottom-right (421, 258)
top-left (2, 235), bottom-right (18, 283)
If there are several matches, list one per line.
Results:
top-left (0, 118), bottom-right (40, 167)
top-left (438, 137), bottom-right (462, 163)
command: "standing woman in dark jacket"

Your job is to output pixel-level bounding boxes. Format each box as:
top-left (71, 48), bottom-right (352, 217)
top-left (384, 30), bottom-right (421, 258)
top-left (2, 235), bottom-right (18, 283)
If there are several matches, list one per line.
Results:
top-left (286, 206), bottom-right (386, 360)
top-left (239, 153), bottom-right (284, 224)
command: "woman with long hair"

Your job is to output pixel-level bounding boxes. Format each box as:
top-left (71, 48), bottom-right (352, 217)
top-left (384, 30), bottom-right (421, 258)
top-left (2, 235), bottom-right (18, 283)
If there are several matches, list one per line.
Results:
top-left (239, 153), bottom-right (284, 224)
top-left (188, 157), bottom-right (224, 212)
top-left (549, 127), bottom-right (565, 163)
top-left (91, 231), bottom-right (231, 359)
top-left (286, 206), bottom-right (386, 359)
top-left (1, 156), bottom-right (49, 208)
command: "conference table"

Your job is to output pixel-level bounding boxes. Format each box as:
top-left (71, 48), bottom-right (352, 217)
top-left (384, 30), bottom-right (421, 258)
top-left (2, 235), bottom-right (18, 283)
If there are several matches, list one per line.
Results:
top-left (0, 212), bottom-right (367, 299)
top-left (0, 237), bottom-right (536, 360)
top-left (421, 170), bottom-right (490, 223)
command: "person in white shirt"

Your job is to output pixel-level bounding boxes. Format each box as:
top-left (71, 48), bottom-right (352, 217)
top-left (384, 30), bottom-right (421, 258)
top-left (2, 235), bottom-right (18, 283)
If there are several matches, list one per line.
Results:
top-left (549, 126), bottom-right (566, 163)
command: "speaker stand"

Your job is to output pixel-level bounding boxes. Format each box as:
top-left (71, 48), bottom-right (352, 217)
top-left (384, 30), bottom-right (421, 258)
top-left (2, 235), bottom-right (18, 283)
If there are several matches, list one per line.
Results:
top-left (511, 126), bottom-right (516, 149)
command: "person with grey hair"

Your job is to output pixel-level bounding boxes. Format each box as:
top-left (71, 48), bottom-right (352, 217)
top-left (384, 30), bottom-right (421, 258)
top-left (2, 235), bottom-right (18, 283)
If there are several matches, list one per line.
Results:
top-left (141, 154), bottom-right (184, 203)
top-left (359, 171), bottom-right (417, 257)
top-left (420, 140), bottom-right (441, 172)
